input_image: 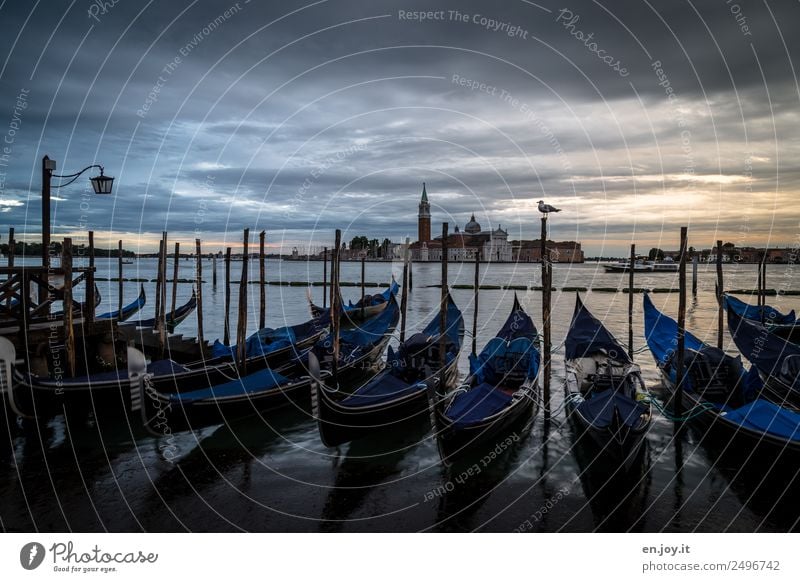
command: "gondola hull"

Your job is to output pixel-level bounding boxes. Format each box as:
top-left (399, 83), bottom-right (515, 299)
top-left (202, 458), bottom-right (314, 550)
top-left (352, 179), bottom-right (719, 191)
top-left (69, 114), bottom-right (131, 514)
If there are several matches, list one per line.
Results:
top-left (435, 385), bottom-right (537, 458)
top-left (313, 358), bottom-right (459, 448)
top-left (564, 386), bottom-right (649, 473)
top-left (660, 370), bottom-right (800, 460)
top-left (137, 320), bottom-right (395, 433)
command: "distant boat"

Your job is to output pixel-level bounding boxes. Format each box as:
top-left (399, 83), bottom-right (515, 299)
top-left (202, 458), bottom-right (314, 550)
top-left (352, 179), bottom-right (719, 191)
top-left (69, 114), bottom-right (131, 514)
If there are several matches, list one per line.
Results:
top-left (602, 256), bottom-right (678, 273)
top-left (121, 258), bottom-right (134, 264)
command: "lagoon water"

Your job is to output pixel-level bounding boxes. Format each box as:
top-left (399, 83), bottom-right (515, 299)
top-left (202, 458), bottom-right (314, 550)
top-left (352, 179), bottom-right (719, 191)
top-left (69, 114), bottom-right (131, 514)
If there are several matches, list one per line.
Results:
top-left (2, 258), bottom-right (800, 532)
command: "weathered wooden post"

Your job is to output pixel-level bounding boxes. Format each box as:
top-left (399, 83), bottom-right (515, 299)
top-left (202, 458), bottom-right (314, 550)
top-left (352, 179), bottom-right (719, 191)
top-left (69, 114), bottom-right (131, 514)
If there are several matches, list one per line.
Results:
top-left (117, 240), bottom-right (123, 316)
top-left (331, 230), bottom-right (342, 385)
top-left (161, 232), bottom-right (168, 322)
top-left (692, 252), bottom-right (698, 296)
top-left (716, 240), bottom-right (723, 349)
top-left (675, 226), bottom-right (688, 418)
top-left (6, 227), bottom-right (13, 269)
top-left (628, 243), bottom-right (635, 360)
top-left (439, 223), bottom-right (449, 380)
top-left (85, 231), bottom-right (95, 326)
top-left (224, 246), bottom-right (232, 346)
top-left (360, 256), bottom-right (366, 319)
top-left (154, 239), bottom-right (163, 330)
top-left (259, 230), bottom-right (266, 330)
top-left (157, 232), bottom-right (168, 357)
top-left (323, 246), bottom-right (328, 310)
top-left (236, 229), bottom-right (249, 371)
top-left (541, 216), bottom-right (551, 421)
top-left (764, 250), bottom-right (768, 309)
top-left (195, 239), bottom-right (204, 345)
top-left (409, 255), bottom-right (413, 290)
top-left (399, 237), bottom-right (410, 344)
top-left (212, 254), bottom-right (217, 288)
top-left (171, 242), bottom-right (180, 317)
top-left (6, 227), bottom-right (14, 308)
top-left (62, 238), bottom-right (75, 377)
top-left (472, 251), bottom-right (479, 356)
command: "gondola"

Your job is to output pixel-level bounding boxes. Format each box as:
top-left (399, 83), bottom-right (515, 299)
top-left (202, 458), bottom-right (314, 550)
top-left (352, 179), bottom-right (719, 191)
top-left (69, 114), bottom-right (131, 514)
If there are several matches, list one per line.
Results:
top-left (7, 300), bottom-right (377, 419)
top-left (311, 293), bottom-right (464, 447)
top-left (96, 284), bottom-right (146, 321)
top-left (644, 293), bottom-right (800, 458)
top-left (433, 295), bottom-right (539, 459)
top-left (133, 294), bottom-right (400, 433)
top-left (564, 294), bottom-right (651, 471)
top-left (118, 288), bottom-right (197, 332)
top-left (724, 293), bottom-right (800, 343)
top-left (725, 306), bottom-right (800, 409)
top-left (308, 277), bottom-right (399, 320)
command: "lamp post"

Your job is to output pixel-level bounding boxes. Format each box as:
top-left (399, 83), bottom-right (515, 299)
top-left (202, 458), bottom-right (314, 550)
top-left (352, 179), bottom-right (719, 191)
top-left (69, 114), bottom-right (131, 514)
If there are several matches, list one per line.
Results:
top-left (41, 154), bottom-right (114, 270)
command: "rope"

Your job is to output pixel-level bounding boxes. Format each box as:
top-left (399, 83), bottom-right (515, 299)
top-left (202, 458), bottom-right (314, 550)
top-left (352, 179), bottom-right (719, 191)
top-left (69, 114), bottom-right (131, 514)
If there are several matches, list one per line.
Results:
top-left (640, 392), bottom-right (717, 422)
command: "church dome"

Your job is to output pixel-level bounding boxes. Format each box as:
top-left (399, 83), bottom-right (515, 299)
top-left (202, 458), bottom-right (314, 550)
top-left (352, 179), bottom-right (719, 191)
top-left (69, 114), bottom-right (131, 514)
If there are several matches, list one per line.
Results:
top-left (464, 213), bottom-right (481, 234)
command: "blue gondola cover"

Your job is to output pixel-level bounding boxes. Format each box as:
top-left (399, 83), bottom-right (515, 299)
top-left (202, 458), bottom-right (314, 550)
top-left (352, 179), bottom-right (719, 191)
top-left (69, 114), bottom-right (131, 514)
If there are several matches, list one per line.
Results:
top-left (445, 382), bottom-right (514, 428)
top-left (566, 295), bottom-right (632, 362)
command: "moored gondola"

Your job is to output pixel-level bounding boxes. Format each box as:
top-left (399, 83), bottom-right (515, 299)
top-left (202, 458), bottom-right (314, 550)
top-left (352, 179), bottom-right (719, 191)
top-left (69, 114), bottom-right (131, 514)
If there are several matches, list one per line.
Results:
top-left (6, 299), bottom-right (387, 419)
top-left (96, 284), bottom-right (146, 321)
top-left (308, 277), bottom-right (399, 320)
top-left (564, 294), bottom-right (651, 471)
top-left (725, 306), bottom-right (800, 409)
top-left (433, 295), bottom-right (539, 459)
top-left (133, 294), bottom-right (400, 433)
top-left (311, 293), bottom-right (464, 447)
top-left (724, 293), bottom-right (800, 344)
top-left (118, 288), bottom-right (197, 332)
top-left (644, 293), bottom-right (800, 459)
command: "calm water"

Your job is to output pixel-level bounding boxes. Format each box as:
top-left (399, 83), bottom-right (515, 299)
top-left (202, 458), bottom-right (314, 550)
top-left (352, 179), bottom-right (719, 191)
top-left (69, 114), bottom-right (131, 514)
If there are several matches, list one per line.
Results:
top-left (2, 258), bottom-right (800, 532)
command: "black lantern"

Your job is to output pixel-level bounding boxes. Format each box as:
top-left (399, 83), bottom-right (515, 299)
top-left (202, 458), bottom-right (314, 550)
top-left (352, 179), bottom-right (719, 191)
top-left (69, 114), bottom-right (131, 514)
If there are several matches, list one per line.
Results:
top-left (90, 168), bottom-right (114, 194)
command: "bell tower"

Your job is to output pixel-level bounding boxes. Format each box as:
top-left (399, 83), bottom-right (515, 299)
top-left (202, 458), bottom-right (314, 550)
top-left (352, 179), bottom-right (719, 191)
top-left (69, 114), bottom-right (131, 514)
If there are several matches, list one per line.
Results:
top-left (418, 182), bottom-right (431, 243)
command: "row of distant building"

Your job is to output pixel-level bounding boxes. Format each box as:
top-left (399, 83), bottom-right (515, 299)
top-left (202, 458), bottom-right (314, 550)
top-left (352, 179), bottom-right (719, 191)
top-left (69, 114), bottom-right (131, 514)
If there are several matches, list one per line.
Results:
top-left (404, 184), bottom-right (582, 263)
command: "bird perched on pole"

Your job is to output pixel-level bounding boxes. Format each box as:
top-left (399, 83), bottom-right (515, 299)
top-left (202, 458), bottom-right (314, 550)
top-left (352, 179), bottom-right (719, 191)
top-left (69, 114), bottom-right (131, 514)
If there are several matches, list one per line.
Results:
top-left (537, 200), bottom-right (561, 214)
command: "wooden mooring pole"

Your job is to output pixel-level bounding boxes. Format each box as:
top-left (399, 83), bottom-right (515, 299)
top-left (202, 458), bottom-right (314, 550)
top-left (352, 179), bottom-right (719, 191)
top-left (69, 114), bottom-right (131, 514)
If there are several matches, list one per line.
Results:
top-left (62, 238), bottom-right (75, 377)
top-left (224, 246), bottom-right (232, 346)
top-left (541, 216), bottom-right (551, 421)
top-left (171, 241), bottom-right (180, 317)
top-left (154, 239), bottom-right (163, 330)
top-left (675, 226), bottom-right (688, 419)
top-left (6, 227), bottom-right (14, 308)
top-left (361, 256), bottom-right (366, 318)
top-left (212, 254), bottom-right (217, 288)
top-left (158, 232), bottom-right (168, 357)
top-left (716, 240), bottom-right (723, 349)
top-left (331, 230), bottom-right (342, 385)
top-left (323, 246), bottom-right (328, 309)
top-left (439, 223), bottom-right (449, 381)
top-left (472, 251), bottom-right (479, 357)
top-left (399, 237), bottom-right (410, 344)
top-left (86, 231), bottom-right (95, 326)
top-left (692, 253), bottom-right (698, 296)
top-left (764, 251), bottom-right (768, 310)
top-left (259, 231), bottom-right (266, 330)
top-left (236, 229), bottom-right (249, 371)
top-left (117, 240), bottom-right (123, 316)
top-left (628, 243), bottom-right (635, 360)
top-left (195, 239), bottom-right (204, 345)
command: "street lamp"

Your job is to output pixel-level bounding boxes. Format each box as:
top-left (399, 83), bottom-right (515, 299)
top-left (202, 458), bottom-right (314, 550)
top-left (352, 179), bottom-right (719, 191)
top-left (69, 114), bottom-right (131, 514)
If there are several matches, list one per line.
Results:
top-left (41, 155), bottom-right (114, 269)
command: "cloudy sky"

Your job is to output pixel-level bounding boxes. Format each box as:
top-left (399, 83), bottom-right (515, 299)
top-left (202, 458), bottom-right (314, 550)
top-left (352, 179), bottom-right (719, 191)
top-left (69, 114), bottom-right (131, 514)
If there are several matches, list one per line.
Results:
top-left (0, 0), bottom-right (798, 255)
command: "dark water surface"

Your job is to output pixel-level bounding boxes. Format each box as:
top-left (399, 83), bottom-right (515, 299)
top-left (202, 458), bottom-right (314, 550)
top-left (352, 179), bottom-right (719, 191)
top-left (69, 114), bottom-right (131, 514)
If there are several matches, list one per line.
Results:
top-left (2, 260), bottom-right (800, 532)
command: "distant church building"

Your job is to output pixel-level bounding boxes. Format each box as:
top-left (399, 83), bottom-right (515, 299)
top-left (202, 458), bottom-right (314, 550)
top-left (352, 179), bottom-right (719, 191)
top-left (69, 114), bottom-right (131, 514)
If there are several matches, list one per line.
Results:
top-left (408, 183), bottom-right (582, 263)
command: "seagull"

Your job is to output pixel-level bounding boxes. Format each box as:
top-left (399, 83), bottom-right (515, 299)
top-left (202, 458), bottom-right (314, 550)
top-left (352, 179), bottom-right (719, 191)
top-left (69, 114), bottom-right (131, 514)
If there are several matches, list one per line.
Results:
top-left (537, 200), bottom-right (561, 214)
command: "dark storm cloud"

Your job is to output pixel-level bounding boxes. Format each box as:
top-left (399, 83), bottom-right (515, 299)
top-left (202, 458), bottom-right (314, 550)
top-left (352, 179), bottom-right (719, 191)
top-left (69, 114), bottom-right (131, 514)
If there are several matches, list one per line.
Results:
top-left (1, 0), bottom-right (798, 254)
